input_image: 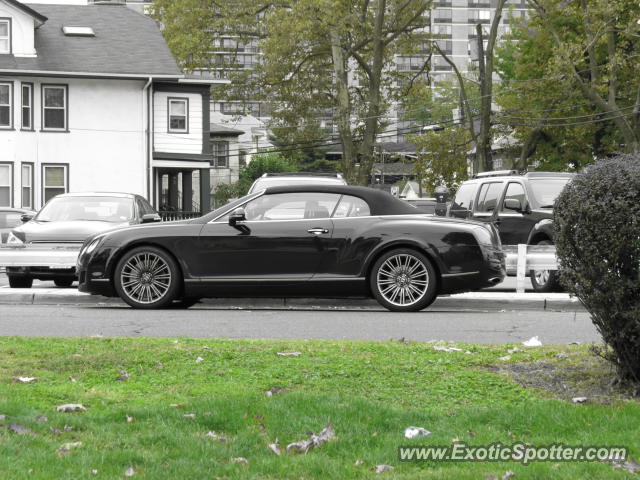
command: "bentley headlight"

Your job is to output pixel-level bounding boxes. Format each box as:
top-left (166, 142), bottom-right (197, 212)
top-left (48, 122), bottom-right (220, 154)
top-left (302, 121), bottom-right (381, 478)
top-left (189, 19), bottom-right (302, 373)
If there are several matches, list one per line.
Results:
top-left (6, 232), bottom-right (23, 244)
top-left (85, 237), bottom-right (102, 255)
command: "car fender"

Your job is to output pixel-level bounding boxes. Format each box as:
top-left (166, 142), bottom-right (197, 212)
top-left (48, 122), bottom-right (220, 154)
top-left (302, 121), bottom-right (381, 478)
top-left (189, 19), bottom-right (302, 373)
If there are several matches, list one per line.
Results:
top-left (361, 237), bottom-right (446, 279)
top-left (527, 218), bottom-right (554, 244)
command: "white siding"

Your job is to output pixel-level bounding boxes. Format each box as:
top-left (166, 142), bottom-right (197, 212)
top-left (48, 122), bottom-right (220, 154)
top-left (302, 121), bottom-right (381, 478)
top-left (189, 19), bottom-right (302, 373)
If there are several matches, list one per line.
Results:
top-left (0, 2), bottom-right (36, 57)
top-left (0, 77), bottom-right (147, 208)
top-left (153, 91), bottom-right (203, 154)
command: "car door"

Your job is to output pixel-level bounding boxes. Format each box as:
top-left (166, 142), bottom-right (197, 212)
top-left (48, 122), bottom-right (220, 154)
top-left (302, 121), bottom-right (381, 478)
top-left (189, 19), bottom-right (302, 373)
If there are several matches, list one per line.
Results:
top-left (495, 181), bottom-right (536, 245)
top-left (471, 181), bottom-right (506, 231)
top-left (192, 192), bottom-right (340, 281)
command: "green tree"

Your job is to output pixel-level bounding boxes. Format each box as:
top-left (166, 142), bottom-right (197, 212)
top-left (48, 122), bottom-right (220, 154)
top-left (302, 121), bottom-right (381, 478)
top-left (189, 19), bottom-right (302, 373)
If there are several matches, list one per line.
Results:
top-left (408, 126), bottom-right (470, 194)
top-left (494, 0), bottom-right (640, 168)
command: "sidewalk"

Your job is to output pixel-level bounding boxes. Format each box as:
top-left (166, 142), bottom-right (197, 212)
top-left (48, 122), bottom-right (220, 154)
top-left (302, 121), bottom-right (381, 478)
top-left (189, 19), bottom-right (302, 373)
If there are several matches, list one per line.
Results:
top-left (0, 286), bottom-right (584, 311)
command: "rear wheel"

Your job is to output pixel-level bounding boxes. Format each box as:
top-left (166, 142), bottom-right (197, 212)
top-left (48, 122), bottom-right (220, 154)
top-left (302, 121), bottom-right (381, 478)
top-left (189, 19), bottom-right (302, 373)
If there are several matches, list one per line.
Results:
top-left (8, 275), bottom-right (33, 289)
top-left (114, 246), bottom-right (180, 309)
top-left (530, 240), bottom-right (561, 292)
top-left (54, 278), bottom-right (74, 288)
top-left (370, 249), bottom-right (438, 312)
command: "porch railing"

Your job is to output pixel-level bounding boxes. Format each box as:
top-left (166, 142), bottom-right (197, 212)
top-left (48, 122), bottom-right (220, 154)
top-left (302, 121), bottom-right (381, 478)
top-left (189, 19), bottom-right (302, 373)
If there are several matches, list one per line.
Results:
top-left (159, 211), bottom-right (202, 221)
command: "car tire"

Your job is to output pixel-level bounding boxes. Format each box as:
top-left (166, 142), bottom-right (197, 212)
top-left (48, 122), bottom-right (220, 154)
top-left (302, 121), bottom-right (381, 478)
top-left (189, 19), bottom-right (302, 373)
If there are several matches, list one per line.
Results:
top-left (114, 246), bottom-right (181, 309)
top-left (370, 248), bottom-right (438, 312)
top-left (54, 279), bottom-right (74, 288)
top-left (8, 275), bottom-right (33, 289)
top-left (530, 240), bottom-right (561, 292)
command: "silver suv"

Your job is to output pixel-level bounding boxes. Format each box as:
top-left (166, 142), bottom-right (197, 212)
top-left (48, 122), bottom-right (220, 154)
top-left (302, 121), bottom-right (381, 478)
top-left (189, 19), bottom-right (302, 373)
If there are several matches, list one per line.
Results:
top-left (247, 172), bottom-right (347, 194)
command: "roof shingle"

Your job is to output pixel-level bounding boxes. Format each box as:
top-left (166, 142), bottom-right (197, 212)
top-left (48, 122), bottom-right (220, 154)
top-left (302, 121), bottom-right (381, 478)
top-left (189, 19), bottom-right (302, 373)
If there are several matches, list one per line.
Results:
top-left (0, 3), bottom-right (181, 77)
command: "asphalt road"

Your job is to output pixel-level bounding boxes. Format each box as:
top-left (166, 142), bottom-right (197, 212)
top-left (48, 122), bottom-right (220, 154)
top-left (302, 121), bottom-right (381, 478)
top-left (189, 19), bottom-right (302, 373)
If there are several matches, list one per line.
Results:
top-left (0, 304), bottom-right (597, 344)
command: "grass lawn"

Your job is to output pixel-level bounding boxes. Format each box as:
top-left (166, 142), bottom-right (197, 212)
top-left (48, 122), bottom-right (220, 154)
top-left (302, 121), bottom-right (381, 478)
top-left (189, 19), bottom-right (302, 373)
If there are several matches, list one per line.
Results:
top-left (0, 337), bottom-right (638, 479)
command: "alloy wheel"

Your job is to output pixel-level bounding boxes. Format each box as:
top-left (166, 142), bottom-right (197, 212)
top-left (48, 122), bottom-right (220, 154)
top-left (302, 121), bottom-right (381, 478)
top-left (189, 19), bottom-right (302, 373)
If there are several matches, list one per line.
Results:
top-left (119, 252), bottom-right (172, 304)
top-left (376, 253), bottom-right (429, 307)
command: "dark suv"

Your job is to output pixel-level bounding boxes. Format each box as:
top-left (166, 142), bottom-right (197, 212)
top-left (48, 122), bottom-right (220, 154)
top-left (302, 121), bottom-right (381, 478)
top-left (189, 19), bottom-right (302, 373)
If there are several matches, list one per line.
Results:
top-left (447, 170), bottom-right (575, 292)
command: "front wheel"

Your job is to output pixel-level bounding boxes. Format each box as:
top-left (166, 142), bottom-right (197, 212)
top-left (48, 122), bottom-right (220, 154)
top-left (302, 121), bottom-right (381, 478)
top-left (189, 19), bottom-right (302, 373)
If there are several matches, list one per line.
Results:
top-left (370, 249), bottom-right (438, 312)
top-left (114, 246), bottom-right (181, 309)
top-left (529, 240), bottom-right (561, 292)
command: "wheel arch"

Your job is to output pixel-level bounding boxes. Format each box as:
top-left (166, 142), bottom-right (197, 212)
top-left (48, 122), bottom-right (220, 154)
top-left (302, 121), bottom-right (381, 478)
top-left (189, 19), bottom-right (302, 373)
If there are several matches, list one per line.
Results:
top-left (107, 241), bottom-right (186, 294)
top-left (363, 240), bottom-right (443, 295)
top-left (527, 219), bottom-right (554, 245)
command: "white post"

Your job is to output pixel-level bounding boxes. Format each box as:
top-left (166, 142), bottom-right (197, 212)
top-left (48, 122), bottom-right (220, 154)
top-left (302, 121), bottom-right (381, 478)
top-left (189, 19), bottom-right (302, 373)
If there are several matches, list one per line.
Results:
top-left (516, 243), bottom-right (527, 294)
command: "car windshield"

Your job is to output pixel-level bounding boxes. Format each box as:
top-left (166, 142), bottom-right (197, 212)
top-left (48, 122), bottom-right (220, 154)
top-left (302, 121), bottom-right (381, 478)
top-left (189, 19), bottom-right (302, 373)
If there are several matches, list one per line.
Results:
top-left (249, 177), bottom-right (345, 193)
top-left (529, 178), bottom-right (571, 208)
top-left (36, 196), bottom-right (134, 223)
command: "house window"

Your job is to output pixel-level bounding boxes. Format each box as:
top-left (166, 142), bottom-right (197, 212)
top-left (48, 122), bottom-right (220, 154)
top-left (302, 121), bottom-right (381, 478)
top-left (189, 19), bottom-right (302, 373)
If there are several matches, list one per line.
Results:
top-left (21, 163), bottom-right (33, 209)
top-left (42, 85), bottom-right (68, 131)
top-left (0, 163), bottom-right (11, 206)
top-left (213, 141), bottom-right (229, 168)
top-left (42, 164), bottom-right (68, 204)
top-left (0, 19), bottom-right (10, 54)
top-left (168, 98), bottom-right (188, 133)
top-left (0, 82), bottom-right (12, 129)
top-left (21, 83), bottom-right (33, 130)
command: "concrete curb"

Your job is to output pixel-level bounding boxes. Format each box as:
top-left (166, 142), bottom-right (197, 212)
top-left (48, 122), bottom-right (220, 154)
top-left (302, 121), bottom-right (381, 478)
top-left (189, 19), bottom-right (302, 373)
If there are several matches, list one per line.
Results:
top-left (0, 288), bottom-right (585, 311)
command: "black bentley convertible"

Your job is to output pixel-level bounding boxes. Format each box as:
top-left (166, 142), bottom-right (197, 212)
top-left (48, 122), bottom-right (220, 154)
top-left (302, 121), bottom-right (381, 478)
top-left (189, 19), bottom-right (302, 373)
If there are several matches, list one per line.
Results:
top-left (77, 185), bottom-right (505, 311)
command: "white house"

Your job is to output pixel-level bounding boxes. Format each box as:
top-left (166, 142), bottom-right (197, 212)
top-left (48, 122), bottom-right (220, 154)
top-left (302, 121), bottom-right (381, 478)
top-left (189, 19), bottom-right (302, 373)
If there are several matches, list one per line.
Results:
top-left (0, 0), bottom-right (221, 214)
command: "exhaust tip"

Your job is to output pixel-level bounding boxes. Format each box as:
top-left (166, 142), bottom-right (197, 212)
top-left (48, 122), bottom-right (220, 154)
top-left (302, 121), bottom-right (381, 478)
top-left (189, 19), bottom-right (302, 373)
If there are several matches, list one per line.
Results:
top-left (488, 277), bottom-right (502, 285)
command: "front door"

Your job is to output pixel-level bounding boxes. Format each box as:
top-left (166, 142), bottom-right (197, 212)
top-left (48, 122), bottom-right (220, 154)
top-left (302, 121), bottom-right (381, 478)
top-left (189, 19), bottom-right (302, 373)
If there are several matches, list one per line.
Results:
top-left (470, 181), bottom-right (506, 230)
top-left (495, 181), bottom-right (535, 245)
top-left (191, 192), bottom-right (341, 281)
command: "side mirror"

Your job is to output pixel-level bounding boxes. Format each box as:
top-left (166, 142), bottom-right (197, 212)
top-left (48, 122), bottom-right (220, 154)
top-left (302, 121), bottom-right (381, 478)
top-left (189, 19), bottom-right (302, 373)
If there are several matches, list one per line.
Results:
top-left (503, 198), bottom-right (523, 212)
top-left (229, 207), bottom-right (246, 227)
top-left (141, 213), bottom-right (162, 224)
top-left (21, 213), bottom-right (34, 223)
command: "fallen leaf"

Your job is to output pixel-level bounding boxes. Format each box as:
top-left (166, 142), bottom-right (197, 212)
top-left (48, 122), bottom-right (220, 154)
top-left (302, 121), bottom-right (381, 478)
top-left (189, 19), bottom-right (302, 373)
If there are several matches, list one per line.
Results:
top-left (68, 377), bottom-right (77, 383)
top-left (61, 441), bottom-right (82, 450)
top-left (50, 427), bottom-right (62, 435)
top-left (195, 357), bottom-right (204, 363)
top-left (8, 423), bottom-right (31, 434)
top-left (63, 425), bottom-right (74, 432)
top-left (499, 355), bottom-right (511, 361)
top-left (445, 411), bottom-right (457, 417)
top-left (286, 424), bottom-right (336, 454)
top-left (467, 430), bottom-right (476, 437)
top-left (116, 371), bottom-right (130, 381)
top-left (572, 397), bottom-right (588, 404)
top-left (231, 457), bottom-right (249, 465)
top-left (56, 404), bottom-right (86, 413)
top-left (265, 387), bottom-right (284, 397)
top-left (612, 458), bottom-right (640, 474)
top-left (203, 346), bottom-right (210, 350)
top-left (355, 460), bottom-right (364, 466)
top-left (554, 353), bottom-right (568, 359)
top-left (215, 370), bottom-right (226, 376)
top-left (35, 415), bottom-right (48, 422)
top-left (522, 336), bottom-right (542, 347)
top-left (0, 414), bottom-right (5, 421)
top-left (57, 448), bottom-right (71, 456)
top-left (507, 347), bottom-right (520, 354)
top-left (374, 465), bottom-right (394, 474)
top-left (14, 376), bottom-right (36, 383)
top-left (90, 469), bottom-right (98, 475)
top-left (183, 413), bottom-right (196, 419)
top-left (277, 352), bottom-right (301, 357)
top-left (124, 466), bottom-right (136, 476)
top-left (433, 346), bottom-right (463, 352)
top-left (126, 415), bottom-right (134, 423)
top-left (503, 471), bottom-right (516, 480)
top-left (268, 440), bottom-right (281, 456)
top-left (403, 426), bottom-right (431, 439)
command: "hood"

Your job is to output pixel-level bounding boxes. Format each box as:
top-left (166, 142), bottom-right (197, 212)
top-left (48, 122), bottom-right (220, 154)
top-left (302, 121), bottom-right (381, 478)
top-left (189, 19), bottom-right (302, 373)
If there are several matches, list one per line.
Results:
top-left (13, 220), bottom-right (130, 243)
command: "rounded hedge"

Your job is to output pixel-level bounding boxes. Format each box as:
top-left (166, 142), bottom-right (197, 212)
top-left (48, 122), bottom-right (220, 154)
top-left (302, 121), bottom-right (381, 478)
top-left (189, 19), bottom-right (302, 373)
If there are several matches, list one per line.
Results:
top-left (554, 154), bottom-right (640, 385)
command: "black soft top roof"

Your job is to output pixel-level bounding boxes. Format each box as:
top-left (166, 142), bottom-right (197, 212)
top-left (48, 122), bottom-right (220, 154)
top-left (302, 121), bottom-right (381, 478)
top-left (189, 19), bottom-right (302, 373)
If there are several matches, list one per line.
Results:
top-left (264, 185), bottom-right (418, 216)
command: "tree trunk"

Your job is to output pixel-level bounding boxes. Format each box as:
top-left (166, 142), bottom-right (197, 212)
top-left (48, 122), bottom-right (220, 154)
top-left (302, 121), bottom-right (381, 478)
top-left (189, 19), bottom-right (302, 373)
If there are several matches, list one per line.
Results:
top-left (330, 32), bottom-right (357, 181)
top-left (476, 25), bottom-right (491, 172)
top-left (356, 0), bottom-right (386, 186)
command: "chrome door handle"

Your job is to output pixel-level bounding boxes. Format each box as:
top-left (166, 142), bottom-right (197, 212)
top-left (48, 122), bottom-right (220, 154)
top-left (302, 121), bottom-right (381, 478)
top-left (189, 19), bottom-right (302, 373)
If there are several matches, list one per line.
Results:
top-left (307, 228), bottom-right (329, 235)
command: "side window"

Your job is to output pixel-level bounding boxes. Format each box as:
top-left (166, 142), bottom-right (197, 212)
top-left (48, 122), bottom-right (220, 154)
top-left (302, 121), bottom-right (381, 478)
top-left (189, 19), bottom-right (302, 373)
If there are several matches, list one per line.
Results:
top-left (243, 193), bottom-right (341, 221)
top-left (333, 195), bottom-right (370, 218)
top-left (450, 183), bottom-right (476, 216)
top-left (475, 182), bottom-right (504, 214)
top-left (501, 182), bottom-right (526, 212)
top-left (137, 198), bottom-right (156, 216)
